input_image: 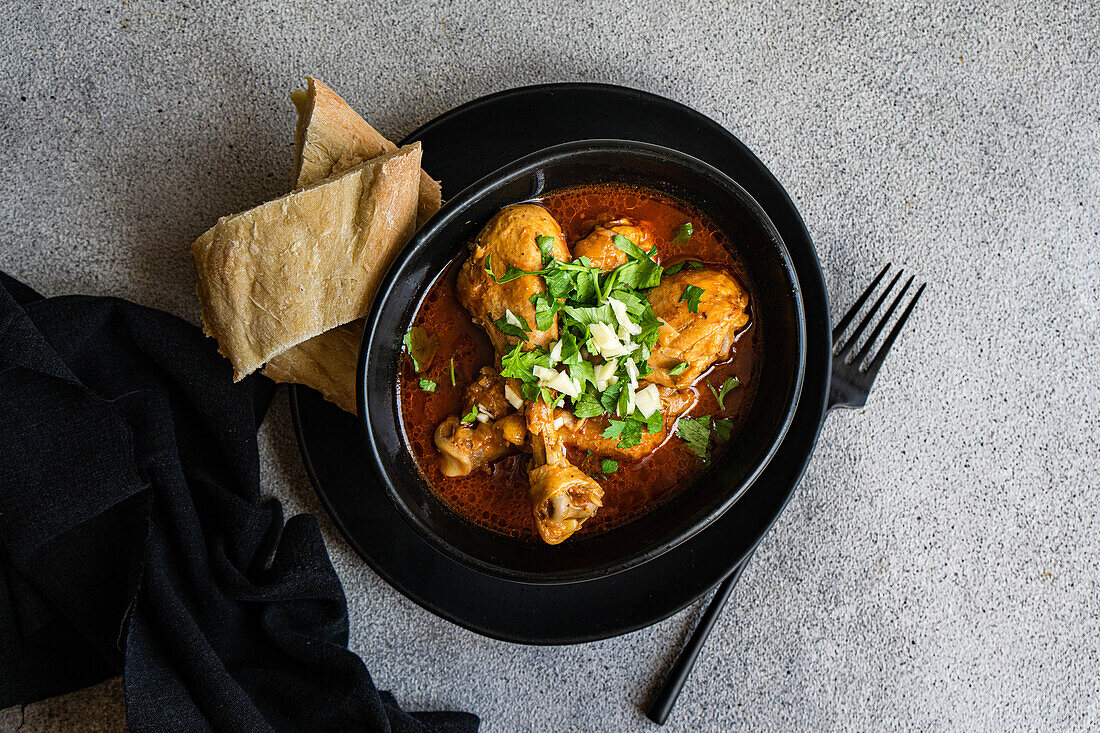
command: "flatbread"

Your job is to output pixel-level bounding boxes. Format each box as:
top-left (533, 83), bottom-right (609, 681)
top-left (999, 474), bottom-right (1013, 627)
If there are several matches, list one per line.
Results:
top-left (191, 143), bottom-right (422, 381)
top-left (263, 78), bottom-right (443, 412)
top-left (291, 77), bottom-right (441, 227)
top-left (261, 320), bottom-right (362, 413)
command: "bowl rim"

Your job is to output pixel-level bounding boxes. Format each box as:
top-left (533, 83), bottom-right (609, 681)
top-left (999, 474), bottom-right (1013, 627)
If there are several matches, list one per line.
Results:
top-left (358, 138), bottom-right (806, 583)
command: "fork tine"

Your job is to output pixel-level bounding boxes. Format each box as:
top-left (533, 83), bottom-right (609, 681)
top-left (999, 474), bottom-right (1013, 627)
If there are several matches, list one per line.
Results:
top-left (852, 275), bottom-right (915, 365)
top-left (832, 263), bottom-right (890, 346)
top-left (837, 269), bottom-right (904, 357)
top-left (862, 282), bottom-right (926, 378)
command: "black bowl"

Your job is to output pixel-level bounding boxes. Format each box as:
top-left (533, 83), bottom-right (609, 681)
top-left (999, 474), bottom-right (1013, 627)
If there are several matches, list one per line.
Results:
top-left (359, 139), bottom-right (805, 584)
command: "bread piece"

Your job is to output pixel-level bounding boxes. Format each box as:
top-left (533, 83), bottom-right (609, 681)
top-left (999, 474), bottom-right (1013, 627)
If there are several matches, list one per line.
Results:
top-left (291, 77), bottom-right (441, 227)
top-left (191, 143), bottom-right (422, 381)
top-left (261, 320), bottom-right (362, 413)
top-left (264, 78), bottom-right (444, 412)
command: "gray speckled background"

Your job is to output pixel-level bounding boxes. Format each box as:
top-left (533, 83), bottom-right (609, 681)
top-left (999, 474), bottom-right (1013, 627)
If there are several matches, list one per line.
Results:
top-left (1, 1), bottom-right (1098, 730)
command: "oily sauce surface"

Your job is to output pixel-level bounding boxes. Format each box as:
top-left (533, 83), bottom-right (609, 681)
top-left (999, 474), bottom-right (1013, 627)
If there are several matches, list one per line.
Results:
top-left (398, 184), bottom-right (762, 541)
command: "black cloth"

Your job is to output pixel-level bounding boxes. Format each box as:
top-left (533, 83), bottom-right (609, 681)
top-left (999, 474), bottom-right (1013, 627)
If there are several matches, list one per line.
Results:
top-left (0, 272), bottom-right (478, 732)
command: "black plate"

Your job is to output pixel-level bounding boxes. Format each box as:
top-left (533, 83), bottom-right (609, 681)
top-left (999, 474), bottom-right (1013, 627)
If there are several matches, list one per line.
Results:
top-left (289, 83), bottom-right (831, 644)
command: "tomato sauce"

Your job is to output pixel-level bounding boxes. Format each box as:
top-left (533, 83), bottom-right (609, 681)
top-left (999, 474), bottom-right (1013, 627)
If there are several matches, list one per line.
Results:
top-left (397, 184), bottom-right (762, 541)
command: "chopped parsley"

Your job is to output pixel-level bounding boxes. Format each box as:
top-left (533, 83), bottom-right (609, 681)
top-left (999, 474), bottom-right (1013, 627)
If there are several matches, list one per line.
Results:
top-left (499, 344), bottom-right (552, 381)
top-left (601, 418), bottom-right (645, 449)
top-left (664, 259), bottom-right (704, 277)
top-left (713, 417), bottom-right (733, 442)
top-left (460, 405), bottom-right (479, 425)
top-left (669, 362), bottom-right (688, 376)
top-left (485, 231), bottom-right (678, 449)
top-left (529, 291), bottom-right (561, 331)
top-left (449, 357), bottom-right (456, 386)
top-left (672, 222), bottom-right (693, 242)
top-left (419, 378), bottom-right (437, 393)
top-left (677, 414), bottom-right (735, 460)
top-left (536, 235), bottom-right (557, 265)
top-left (708, 376), bottom-right (741, 410)
top-left (676, 416), bottom-right (712, 460)
top-left (402, 326), bottom-right (438, 372)
top-left (611, 233), bottom-right (654, 261)
top-left (573, 392), bottom-right (605, 418)
top-left (569, 360), bottom-right (597, 390)
top-left (706, 380), bottom-right (721, 403)
top-left (679, 284), bottom-right (705, 314)
top-left (492, 310), bottom-right (531, 341)
top-left (600, 458), bottom-right (619, 474)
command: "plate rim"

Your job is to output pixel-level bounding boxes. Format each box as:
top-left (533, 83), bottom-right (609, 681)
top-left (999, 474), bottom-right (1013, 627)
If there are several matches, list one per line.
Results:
top-left (358, 137), bottom-right (808, 583)
top-left (289, 82), bottom-right (831, 644)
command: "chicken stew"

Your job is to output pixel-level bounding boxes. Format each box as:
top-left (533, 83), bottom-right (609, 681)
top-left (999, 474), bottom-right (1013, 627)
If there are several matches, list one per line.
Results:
top-left (399, 184), bottom-right (761, 545)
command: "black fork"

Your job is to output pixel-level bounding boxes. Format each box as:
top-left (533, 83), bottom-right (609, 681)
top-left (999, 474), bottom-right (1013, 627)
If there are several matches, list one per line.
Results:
top-left (646, 264), bottom-right (925, 725)
top-left (829, 264), bottom-right (927, 409)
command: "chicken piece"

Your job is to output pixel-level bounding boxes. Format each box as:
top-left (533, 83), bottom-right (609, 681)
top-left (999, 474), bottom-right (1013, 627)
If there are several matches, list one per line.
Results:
top-left (555, 386), bottom-right (695, 461)
top-left (463, 366), bottom-right (513, 419)
top-left (434, 412), bottom-right (527, 477)
top-left (645, 268), bottom-right (750, 388)
top-left (526, 401), bottom-right (604, 544)
top-left (572, 217), bottom-right (655, 271)
top-left (432, 367), bottom-right (527, 476)
top-left (457, 204), bottom-right (571, 356)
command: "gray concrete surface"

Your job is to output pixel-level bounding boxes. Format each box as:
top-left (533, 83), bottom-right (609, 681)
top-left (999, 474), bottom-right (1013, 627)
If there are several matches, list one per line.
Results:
top-left (1, 0), bottom-right (1097, 730)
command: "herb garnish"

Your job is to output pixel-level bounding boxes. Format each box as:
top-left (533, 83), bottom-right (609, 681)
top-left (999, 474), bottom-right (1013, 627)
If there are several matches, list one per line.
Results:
top-left (676, 416), bottom-right (712, 460)
top-left (419, 379), bottom-right (437, 393)
top-left (679, 284), bottom-right (705, 314)
top-left (464, 223), bottom-right (735, 464)
top-left (601, 419), bottom-right (644, 449)
top-left (536, 235), bottom-right (557, 265)
top-left (486, 231), bottom-right (678, 449)
top-left (676, 414), bottom-right (735, 460)
top-left (402, 326), bottom-right (438, 372)
top-left (713, 417), bottom-right (733, 442)
top-left (664, 260), bottom-right (704, 277)
top-left (707, 376), bottom-right (741, 410)
top-left (492, 310), bottom-right (531, 341)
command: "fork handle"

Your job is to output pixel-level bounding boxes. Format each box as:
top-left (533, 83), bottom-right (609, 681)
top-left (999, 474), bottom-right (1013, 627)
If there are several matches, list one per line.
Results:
top-left (645, 550), bottom-right (754, 725)
top-left (828, 365), bottom-right (865, 411)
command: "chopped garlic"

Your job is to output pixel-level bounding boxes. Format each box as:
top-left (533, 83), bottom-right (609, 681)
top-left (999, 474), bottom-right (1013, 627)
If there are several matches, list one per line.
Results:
top-left (549, 339), bottom-right (563, 363)
top-left (553, 416), bottom-right (565, 430)
top-left (609, 297), bottom-right (642, 336)
top-left (503, 383), bottom-right (524, 410)
top-left (505, 309), bottom-right (524, 329)
top-left (588, 322), bottom-right (618, 354)
top-left (533, 365), bottom-right (559, 384)
top-left (595, 373), bottom-right (619, 392)
top-left (475, 403), bottom-right (491, 423)
top-left (547, 370), bottom-right (581, 398)
top-left (589, 322), bottom-right (632, 357)
top-left (594, 358), bottom-right (618, 381)
top-left (618, 386), bottom-right (636, 417)
top-left (634, 383), bottom-right (661, 418)
top-left (594, 359), bottom-right (619, 391)
top-left (625, 358), bottom-right (639, 390)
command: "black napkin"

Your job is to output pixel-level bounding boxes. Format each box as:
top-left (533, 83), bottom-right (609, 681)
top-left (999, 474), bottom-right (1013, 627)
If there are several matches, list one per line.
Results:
top-left (0, 272), bottom-right (478, 732)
